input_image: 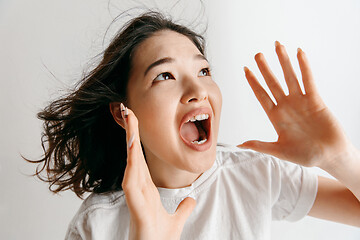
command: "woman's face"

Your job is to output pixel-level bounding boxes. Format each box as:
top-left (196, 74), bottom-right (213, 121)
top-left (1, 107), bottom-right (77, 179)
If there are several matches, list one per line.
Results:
top-left (127, 30), bottom-right (222, 188)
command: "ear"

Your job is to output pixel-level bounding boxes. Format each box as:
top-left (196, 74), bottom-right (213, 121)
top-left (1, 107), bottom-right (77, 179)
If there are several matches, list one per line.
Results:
top-left (109, 102), bottom-right (125, 129)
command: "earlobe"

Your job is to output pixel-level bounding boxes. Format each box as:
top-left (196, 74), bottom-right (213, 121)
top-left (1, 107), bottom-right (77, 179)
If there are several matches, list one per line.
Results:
top-left (109, 102), bottom-right (126, 129)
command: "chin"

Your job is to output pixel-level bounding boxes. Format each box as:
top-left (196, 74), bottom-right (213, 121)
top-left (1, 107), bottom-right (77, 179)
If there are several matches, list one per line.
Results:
top-left (183, 148), bottom-right (216, 174)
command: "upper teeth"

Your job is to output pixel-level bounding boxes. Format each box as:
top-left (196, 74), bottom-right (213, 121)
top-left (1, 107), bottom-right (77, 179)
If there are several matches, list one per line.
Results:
top-left (188, 114), bottom-right (209, 122)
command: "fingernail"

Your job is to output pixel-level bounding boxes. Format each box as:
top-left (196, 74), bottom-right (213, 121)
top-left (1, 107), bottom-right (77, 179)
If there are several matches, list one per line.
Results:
top-left (275, 41), bottom-right (280, 47)
top-left (186, 193), bottom-right (196, 201)
top-left (120, 103), bottom-right (125, 119)
top-left (124, 107), bottom-right (129, 118)
top-left (243, 66), bottom-right (249, 72)
top-left (297, 47), bottom-right (302, 53)
top-left (128, 133), bottom-right (135, 149)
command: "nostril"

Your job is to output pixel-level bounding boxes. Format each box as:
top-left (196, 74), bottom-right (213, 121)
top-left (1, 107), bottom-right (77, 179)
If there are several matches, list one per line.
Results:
top-left (187, 96), bottom-right (206, 103)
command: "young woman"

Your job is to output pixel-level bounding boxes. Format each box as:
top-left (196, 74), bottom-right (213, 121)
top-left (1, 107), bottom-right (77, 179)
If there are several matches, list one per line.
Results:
top-left (30, 12), bottom-right (360, 239)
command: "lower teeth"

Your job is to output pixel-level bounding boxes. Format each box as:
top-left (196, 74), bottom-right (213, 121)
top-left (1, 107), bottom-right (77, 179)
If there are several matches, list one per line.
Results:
top-left (192, 138), bottom-right (207, 145)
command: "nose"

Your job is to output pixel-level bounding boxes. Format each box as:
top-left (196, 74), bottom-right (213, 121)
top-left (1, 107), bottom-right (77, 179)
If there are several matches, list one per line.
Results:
top-left (180, 76), bottom-right (208, 104)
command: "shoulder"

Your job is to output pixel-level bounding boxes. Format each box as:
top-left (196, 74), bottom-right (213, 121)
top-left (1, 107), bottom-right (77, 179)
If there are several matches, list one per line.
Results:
top-left (76, 190), bottom-right (126, 215)
top-left (215, 142), bottom-right (278, 168)
top-left (66, 191), bottom-right (128, 239)
top-left (214, 143), bottom-right (306, 183)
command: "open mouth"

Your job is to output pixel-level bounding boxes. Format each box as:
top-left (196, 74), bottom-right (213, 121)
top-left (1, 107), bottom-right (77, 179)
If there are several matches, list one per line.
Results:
top-left (179, 108), bottom-right (212, 150)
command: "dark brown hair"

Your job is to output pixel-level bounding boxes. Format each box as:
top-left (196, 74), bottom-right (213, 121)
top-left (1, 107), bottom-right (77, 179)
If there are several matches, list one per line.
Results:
top-left (27, 11), bottom-right (205, 198)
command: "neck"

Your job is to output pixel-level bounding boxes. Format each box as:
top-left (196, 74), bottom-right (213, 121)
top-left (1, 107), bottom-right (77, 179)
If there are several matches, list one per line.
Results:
top-left (146, 154), bottom-right (202, 189)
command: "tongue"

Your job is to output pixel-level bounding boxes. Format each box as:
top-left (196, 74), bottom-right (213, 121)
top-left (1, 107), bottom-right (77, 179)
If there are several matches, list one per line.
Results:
top-left (180, 122), bottom-right (199, 142)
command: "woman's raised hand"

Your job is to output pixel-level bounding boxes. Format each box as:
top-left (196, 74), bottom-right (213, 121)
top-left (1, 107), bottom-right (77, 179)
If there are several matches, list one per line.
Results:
top-left (120, 104), bottom-right (196, 240)
top-left (239, 41), bottom-right (352, 169)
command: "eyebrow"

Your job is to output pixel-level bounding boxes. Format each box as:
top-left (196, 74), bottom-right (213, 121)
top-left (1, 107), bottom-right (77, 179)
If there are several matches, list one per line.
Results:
top-left (195, 54), bottom-right (208, 62)
top-left (144, 57), bottom-right (174, 76)
top-left (144, 54), bottom-right (209, 76)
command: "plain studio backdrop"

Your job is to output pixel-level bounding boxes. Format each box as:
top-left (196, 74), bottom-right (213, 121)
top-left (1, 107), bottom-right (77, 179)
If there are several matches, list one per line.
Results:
top-left (1, 0), bottom-right (359, 239)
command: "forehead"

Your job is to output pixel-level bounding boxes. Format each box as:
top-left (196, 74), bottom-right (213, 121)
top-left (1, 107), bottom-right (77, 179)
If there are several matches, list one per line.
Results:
top-left (131, 30), bottom-right (202, 70)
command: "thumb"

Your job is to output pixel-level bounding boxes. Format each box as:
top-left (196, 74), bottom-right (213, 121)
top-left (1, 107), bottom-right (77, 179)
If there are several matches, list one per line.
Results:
top-left (237, 140), bottom-right (279, 156)
top-left (173, 197), bottom-right (196, 225)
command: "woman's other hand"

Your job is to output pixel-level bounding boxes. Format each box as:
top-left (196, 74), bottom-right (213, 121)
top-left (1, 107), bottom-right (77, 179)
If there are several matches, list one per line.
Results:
top-left (238, 42), bottom-right (360, 225)
top-left (239, 41), bottom-right (353, 169)
top-left (121, 104), bottom-right (196, 240)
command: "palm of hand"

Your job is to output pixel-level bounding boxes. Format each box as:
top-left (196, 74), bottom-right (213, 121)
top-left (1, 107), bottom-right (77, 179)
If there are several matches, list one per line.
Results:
top-left (270, 94), bottom-right (345, 166)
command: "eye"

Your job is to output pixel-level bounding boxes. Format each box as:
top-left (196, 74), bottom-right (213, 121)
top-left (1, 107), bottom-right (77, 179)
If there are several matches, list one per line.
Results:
top-left (154, 72), bottom-right (175, 81)
top-left (199, 68), bottom-right (211, 77)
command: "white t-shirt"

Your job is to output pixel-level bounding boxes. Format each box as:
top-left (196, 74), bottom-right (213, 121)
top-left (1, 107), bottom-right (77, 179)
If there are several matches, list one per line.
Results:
top-left (65, 144), bottom-right (318, 240)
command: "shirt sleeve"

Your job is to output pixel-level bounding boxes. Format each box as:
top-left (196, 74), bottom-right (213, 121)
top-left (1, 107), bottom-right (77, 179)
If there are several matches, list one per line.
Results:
top-left (270, 157), bottom-right (318, 222)
top-left (65, 226), bottom-right (82, 240)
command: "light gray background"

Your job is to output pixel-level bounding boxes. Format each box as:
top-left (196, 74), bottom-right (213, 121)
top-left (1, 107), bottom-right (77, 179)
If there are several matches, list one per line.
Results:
top-left (1, 0), bottom-right (360, 239)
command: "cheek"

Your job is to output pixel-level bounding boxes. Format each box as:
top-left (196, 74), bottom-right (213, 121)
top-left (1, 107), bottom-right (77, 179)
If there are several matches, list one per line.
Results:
top-left (135, 92), bottom-right (179, 146)
top-left (209, 82), bottom-right (223, 115)
top-left (208, 82), bottom-right (222, 141)
top-left (216, 86), bottom-right (223, 109)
